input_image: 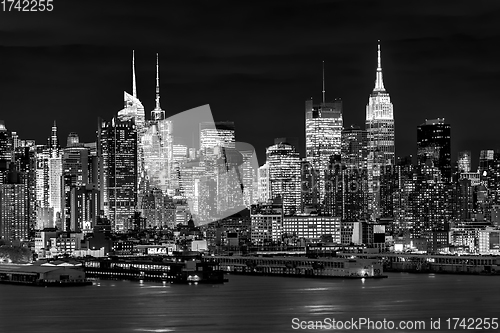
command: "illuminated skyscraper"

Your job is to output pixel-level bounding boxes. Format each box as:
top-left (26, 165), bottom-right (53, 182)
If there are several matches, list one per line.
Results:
top-left (258, 162), bottom-right (270, 203)
top-left (200, 121), bottom-right (235, 152)
top-left (198, 121), bottom-right (236, 219)
top-left (458, 151), bottom-right (472, 174)
top-left (365, 41), bottom-right (395, 220)
top-left (142, 54), bottom-right (173, 195)
top-left (266, 138), bottom-right (301, 215)
top-left (305, 63), bottom-right (343, 206)
top-left (417, 118), bottom-right (451, 182)
top-left (118, 51), bottom-right (146, 208)
top-left (34, 121), bottom-right (62, 228)
top-left (99, 117), bottom-right (138, 231)
top-left (0, 166), bottom-right (29, 242)
top-left (61, 133), bottom-right (91, 231)
top-left (240, 150), bottom-right (257, 207)
top-left (341, 125), bottom-right (368, 169)
top-left (0, 120), bottom-right (12, 173)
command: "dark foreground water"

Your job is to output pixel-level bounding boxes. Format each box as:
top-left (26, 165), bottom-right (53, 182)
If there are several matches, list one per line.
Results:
top-left (0, 273), bottom-right (499, 333)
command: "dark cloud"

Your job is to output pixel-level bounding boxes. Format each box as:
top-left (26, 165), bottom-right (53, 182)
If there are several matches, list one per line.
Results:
top-left (0, 0), bottom-right (499, 166)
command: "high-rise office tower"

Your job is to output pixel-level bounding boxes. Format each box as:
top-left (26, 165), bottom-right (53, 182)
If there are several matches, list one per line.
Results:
top-left (240, 150), bottom-right (257, 207)
top-left (34, 121), bottom-right (62, 228)
top-left (305, 63), bottom-right (343, 206)
top-left (300, 158), bottom-right (319, 212)
top-left (458, 151), bottom-right (471, 174)
top-left (412, 161), bottom-right (451, 237)
top-left (392, 156), bottom-right (415, 234)
top-left (266, 138), bottom-right (301, 215)
top-left (258, 162), bottom-right (270, 203)
top-left (118, 51), bottom-right (146, 208)
top-left (0, 165), bottom-right (29, 242)
top-left (62, 133), bottom-right (91, 231)
top-left (365, 41), bottom-right (395, 220)
top-left (341, 125), bottom-right (368, 169)
top-left (200, 121), bottom-right (235, 152)
top-left (98, 117), bottom-right (138, 231)
top-left (197, 121), bottom-right (236, 220)
top-left (417, 118), bottom-right (451, 182)
top-left (216, 147), bottom-right (244, 215)
top-left (0, 120), bottom-right (12, 173)
top-left (14, 146), bottom-right (37, 230)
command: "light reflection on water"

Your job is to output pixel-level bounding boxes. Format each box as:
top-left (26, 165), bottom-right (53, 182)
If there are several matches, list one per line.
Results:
top-left (0, 273), bottom-right (498, 333)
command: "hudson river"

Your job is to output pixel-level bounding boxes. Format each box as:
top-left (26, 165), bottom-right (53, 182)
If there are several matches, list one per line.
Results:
top-left (1, 273), bottom-right (499, 332)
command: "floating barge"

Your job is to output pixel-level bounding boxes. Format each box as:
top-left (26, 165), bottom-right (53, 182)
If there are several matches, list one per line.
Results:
top-left (209, 255), bottom-right (387, 279)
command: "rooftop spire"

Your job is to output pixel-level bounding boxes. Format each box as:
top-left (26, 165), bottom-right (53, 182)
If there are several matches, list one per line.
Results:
top-left (132, 50), bottom-right (137, 98)
top-left (155, 53), bottom-right (160, 110)
top-left (374, 40), bottom-right (385, 92)
top-left (322, 60), bottom-right (325, 103)
top-left (151, 53), bottom-right (165, 120)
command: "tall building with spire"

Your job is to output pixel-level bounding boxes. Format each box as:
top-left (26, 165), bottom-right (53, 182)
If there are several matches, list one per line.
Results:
top-left (365, 41), bottom-right (395, 220)
top-left (305, 62), bottom-right (343, 210)
top-left (141, 53), bottom-right (173, 196)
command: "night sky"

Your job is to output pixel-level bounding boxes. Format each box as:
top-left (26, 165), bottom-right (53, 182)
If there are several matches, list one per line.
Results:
top-left (1, 0), bottom-right (500, 167)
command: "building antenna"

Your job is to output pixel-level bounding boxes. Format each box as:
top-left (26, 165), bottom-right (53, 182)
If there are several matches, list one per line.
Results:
top-left (322, 60), bottom-right (325, 104)
top-left (155, 53), bottom-right (160, 110)
top-left (132, 50), bottom-right (137, 98)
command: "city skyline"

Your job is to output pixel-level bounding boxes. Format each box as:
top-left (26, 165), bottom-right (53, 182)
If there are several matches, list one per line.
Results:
top-left (1, 1), bottom-right (500, 167)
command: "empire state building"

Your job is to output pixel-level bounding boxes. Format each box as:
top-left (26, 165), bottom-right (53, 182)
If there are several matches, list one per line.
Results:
top-left (365, 41), bottom-right (395, 220)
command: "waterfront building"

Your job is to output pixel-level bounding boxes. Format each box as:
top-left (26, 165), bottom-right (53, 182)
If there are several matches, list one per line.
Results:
top-left (266, 138), bottom-right (301, 215)
top-left (282, 215), bottom-right (341, 243)
top-left (250, 198), bottom-right (283, 245)
top-left (365, 41), bottom-right (395, 220)
top-left (478, 228), bottom-right (500, 255)
top-left (417, 118), bottom-right (451, 182)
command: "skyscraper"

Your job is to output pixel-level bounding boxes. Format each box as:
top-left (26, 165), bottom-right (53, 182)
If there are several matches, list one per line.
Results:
top-left (99, 117), bottom-right (138, 231)
top-left (266, 138), bottom-right (301, 215)
top-left (341, 125), bottom-right (368, 169)
top-left (417, 118), bottom-right (451, 182)
top-left (458, 151), bottom-right (472, 174)
top-left (61, 133), bottom-right (91, 231)
top-left (200, 121), bottom-right (236, 152)
top-left (0, 120), bottom-right (12, 173)
top-left (365, 41), bottom-right (395, 220)
top-left (305, 63), bottom-right (343, 207)
top-left (142, 54), bottom-right (173, 194)
top-left (0, 166), bottom-right (29, 242)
